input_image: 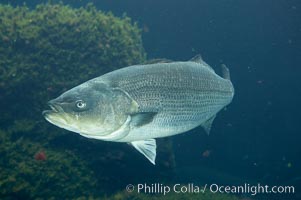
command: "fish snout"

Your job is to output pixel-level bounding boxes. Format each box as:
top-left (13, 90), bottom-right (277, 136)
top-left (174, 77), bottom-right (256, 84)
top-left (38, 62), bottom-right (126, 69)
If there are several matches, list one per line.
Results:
top-left (43, 99), bottom-right (64, 116)
top-left (48, 100), bottom-right (60, 112)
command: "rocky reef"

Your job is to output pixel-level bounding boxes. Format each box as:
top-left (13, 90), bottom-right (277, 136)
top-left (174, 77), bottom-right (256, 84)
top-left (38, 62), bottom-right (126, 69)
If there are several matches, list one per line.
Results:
top-left (0, 3), bottom-right (145, 125)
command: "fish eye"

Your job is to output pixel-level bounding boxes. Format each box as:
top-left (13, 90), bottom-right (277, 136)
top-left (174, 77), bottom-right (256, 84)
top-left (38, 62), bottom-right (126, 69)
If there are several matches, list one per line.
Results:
top-left (76, 100), bottom-right (86, 109)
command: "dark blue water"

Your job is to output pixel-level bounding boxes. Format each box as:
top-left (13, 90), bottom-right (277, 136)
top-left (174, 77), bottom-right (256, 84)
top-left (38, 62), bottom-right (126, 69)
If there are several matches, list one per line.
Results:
top-left (1, 0), bottom-right (300, 199)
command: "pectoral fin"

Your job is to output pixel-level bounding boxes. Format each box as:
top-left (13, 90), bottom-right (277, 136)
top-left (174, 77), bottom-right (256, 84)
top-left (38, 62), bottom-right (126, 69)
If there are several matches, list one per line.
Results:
top-left (130, 112), bottom-right (157, 127)
top-left (130, 139), bottom-right (157, 165)
top-left (201, 115), bottom-right (216, 135)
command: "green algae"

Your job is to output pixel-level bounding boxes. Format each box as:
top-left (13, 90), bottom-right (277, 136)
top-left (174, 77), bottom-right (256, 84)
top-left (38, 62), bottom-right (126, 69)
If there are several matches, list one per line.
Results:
top-left (0, 3), bottom-right (145, 125)
top-left (0, 129), bottom-right (100, 199)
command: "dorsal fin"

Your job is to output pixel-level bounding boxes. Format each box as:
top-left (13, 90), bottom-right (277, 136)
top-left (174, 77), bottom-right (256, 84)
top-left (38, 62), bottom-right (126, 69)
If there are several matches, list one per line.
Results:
top-left (189, 54), bottom-right (204, 63)
top-left (142, 58), bottom-right (173, 64)
top-left (190, 54), bottom-right (215, 72)
top-left (221, 64), bottom-right (231, 80)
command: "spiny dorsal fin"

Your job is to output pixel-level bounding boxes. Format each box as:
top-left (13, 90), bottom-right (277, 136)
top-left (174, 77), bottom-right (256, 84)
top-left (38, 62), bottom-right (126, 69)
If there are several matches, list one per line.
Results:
top-left (190, 54), bottom-right (215, 72)
top-left (189, 54), bottom-right (203, 63)
top-left (130, 139), bottom-right (157, 165)
top-left (201, 115), bottom-right (216, 135)
top-left (221, 64), bottom-right (231, 80)
top-left (142, 58), bottom-right (173, 64)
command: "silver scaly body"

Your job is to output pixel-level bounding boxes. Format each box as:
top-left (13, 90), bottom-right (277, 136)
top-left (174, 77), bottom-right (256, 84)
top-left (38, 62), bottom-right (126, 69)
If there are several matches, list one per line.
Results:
top-left (43, 56), bottom-right (234, 164)
top-left (99, 60), bottom-right (234, 142)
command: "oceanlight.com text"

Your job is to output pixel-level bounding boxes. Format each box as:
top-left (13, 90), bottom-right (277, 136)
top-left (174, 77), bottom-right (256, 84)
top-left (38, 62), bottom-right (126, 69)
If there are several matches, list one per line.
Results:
top-left (125, 183), bottom-right (295, 196)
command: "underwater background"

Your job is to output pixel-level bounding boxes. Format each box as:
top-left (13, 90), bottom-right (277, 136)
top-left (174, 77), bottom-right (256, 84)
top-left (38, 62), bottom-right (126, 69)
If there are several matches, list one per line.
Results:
top-left (0, 0), bottom-right (300, 199)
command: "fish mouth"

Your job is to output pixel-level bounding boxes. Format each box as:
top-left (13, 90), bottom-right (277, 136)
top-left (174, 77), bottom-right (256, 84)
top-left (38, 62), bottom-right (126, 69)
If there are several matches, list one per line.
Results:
top-left (42, 101), bottom-right (69, 128)
top-left (42, 101), bottom-right (63, 116)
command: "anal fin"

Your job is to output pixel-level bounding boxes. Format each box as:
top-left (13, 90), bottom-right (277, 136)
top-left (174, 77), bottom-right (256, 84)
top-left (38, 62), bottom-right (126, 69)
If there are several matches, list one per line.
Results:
top-left (201, 115), bottom-right (216, 135)
top-left (130, 139), bottom-right (157, 165)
